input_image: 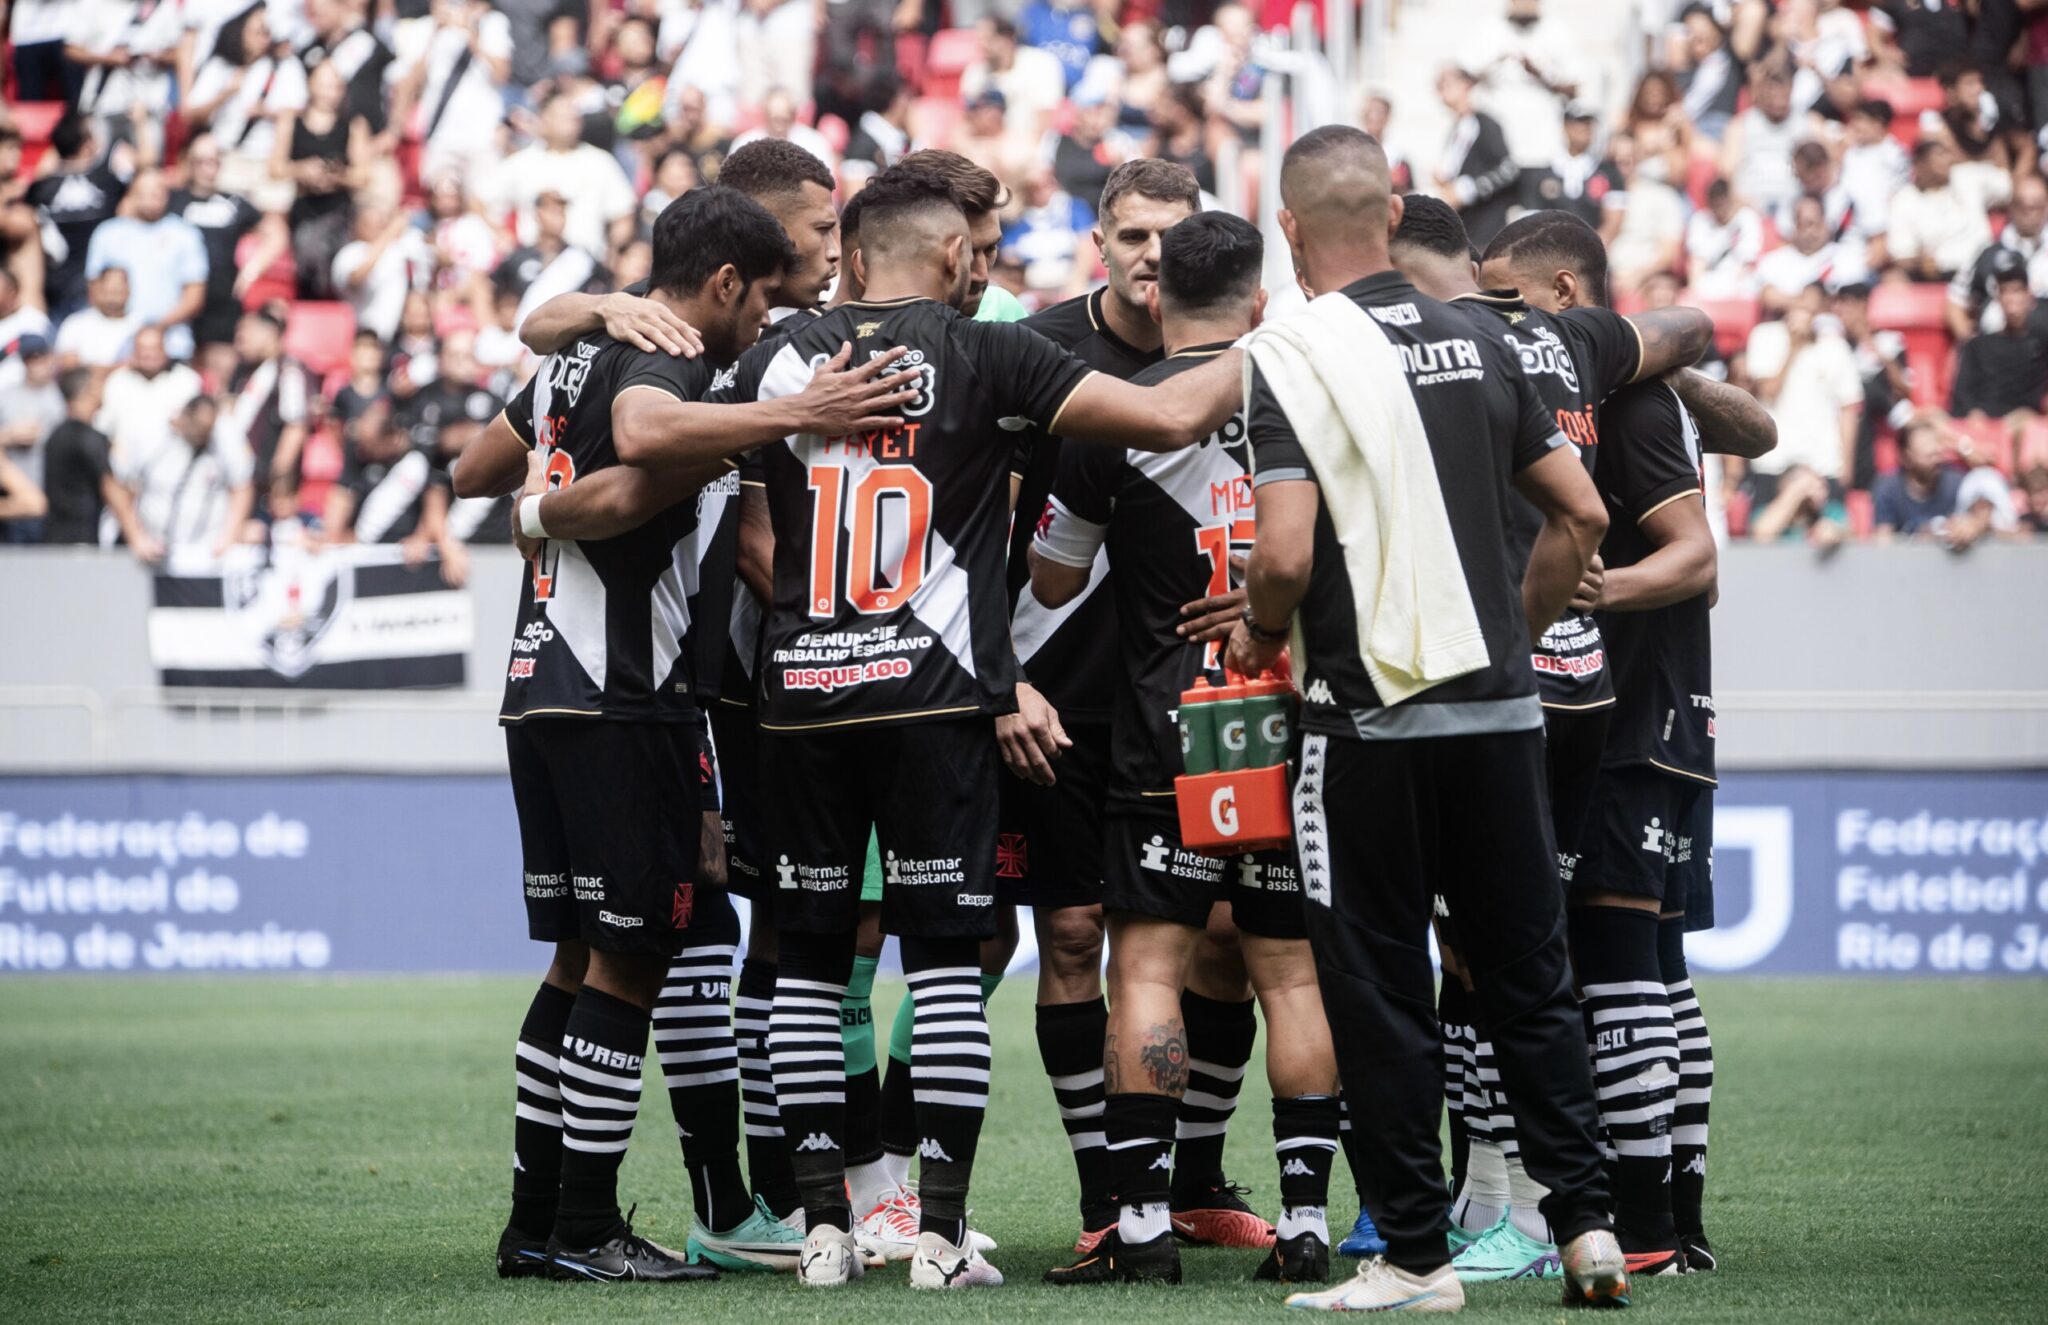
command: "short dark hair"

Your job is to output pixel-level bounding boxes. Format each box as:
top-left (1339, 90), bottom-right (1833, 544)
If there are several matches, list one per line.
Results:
top-left (1913, 138), bottom-right (1947, 163)
top-left (1853, 98), bottom-right (1894, 126)
top-left (58, 368), bottom-right (95, 403)
top-left (854, 165), bottom-right (966, 247)
top-left (838, 188), bottom-right (867, 247)
top-left (900, 148), bottom-right (1007, 215)
top-left (1391, 193), bottom-right (1471, 260)
top-left (1793, 140), bottom-right (1830, 170)
top-left (51, 112), bottom-right (90, 161)
top-left (717, 138), bottom-right (834, 204)
top-left (1482, 209), bottom-right (1612, 308)
top-left (1158, 212), bottom-right (1262, 313)
top-left (986, 15), bottom-right (1018, 40)
top-left (1098, 158), bottom-right (1202, 225)
top-left (647, 185), bottom-right (797, 298)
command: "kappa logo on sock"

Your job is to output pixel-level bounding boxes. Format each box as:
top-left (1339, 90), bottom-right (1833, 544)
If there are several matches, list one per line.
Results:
top-left (1148, 1153), bottom-right (1173, 1171)
top-left (1683, 1152), bottom-right (1707, 1177)
top-left (513, 1150), bottom-right (525, 1173)
top-left (917, 1137), bottom-right (955, 1162)
top-left (1281, 1157), bottom-right (1315, 1177)
top-left (795, 1132), bottom-right (840, 1152)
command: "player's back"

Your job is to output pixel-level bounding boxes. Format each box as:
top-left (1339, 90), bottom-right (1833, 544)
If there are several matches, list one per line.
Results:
top-left (716, 295), bottom-right (1093, 730)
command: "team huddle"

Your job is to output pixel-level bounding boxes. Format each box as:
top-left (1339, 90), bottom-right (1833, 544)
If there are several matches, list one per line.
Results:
top-left (452, 125), bottom-right (1774, 1311)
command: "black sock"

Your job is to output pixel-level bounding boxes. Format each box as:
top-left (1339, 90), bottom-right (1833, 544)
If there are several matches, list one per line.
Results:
top-left (1437, 980), bottom-right (1473, 1196)
top-left (1173, 990), bottom-right (1256, 1196)
top-left (879, 1048), bottom-right (917, 1165)
top-left (1273, 1095), bottom-right (1340, 1243)
top-left (1038, 997), bottom-right (1114, 1223)
top-left (555, 987), bottom-right (650, 1248)
top-left (735, 957), bottom-right (798, 1219)
top-left (1569, 906), bottom-right (1676, 1249)
top-left (1107, 1092), bottom-right (1180, 1243)
top-left (844, 1064), bottom-right (883, 1168)
top-left (654, 906), bottom-right (749, 1233)
top-left (902, 936), bottom-right (990, 1245)
top-left (510, 981), bottom-right (575, 1239)
top-left (1661, 916), bottom-right (1713, 1237)
top-left (769, 930), bottom-right (855, 1232)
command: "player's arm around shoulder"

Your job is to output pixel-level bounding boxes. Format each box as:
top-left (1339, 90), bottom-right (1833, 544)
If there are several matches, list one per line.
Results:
top-left (450, 410), bottom-right (532, 500)
top-left (1051, 349), bottom-right (1246, 452)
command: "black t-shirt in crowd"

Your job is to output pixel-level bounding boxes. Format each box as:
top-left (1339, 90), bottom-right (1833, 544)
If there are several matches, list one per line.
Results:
top-left (1448, 290), bottom-right (1643, 712)
top-left (1037, 343), bottom-right (1250, 807)
top-left (1593, 381), bottom-right (1714, 784)
top-left (1950, 312), bottom-right (2048, 419)
top-left (28, 164), bottom-right (127, 312)
top-left (499, 335), bottom-right (715, 723)
top-left (1876, 0), bottom-right (1971, 77)
top-left (1008, 287), bottom-right (1162, 724)
top-left (1248, 271), bottom-right (1565, 740)
top-left (41, 419), bottom-right (113, 544)
top-left (338, 440), bottom-right (449, 544)
top-left (168, 187), bottom-right (263, 314)
top-left (708, 295), bottom-right (1094, 731)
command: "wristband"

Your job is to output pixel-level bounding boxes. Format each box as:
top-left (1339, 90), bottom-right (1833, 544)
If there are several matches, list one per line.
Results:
top-left (518, 494), bottom-right (551, 542)
top-left (1242, 605), bottom-right (1290, 643)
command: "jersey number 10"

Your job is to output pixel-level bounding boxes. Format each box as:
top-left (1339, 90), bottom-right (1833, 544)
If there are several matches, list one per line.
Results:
top-left (806, 464), bottom-right (935, 618)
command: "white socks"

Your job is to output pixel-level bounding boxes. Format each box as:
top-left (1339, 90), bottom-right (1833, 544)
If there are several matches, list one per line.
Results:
top-left (848, 1157), bottom-right (893, 1216)
top-left (1505, 1154), bottom-right (1553, 1242)
top-left (1120, 1200), bottom-right (1172, 1243)
top-left (1451, 1137), bottom-right (1509, 1232)
top-left (1278, 1204), bottom-right (1329, 1243)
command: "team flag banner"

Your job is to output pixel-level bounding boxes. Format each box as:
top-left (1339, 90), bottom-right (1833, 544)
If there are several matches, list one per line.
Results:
top-left (148, 546), bottom-right (472, 689)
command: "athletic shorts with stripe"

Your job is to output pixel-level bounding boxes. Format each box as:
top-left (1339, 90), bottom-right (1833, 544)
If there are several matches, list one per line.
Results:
top-left (1570, 766), bottom-right (1712, 916)
top-left (994, 721), bottom-right (1109, 909)
top-left (1101, 809), bottom-right (1307, 940)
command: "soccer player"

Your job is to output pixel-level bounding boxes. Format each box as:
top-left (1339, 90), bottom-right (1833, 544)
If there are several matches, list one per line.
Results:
top-left (1482, 214), bottom-right (1770, 1277)
top-left (1388, 198), bottom-right (1714, 1282)
top-left (1224, 126), bottom-right (1626, 1312)
top-left (1005, 160), bottom-right (1272, 1254)
top-left (1032, 211), bottom-right (1341, 1287)
top-left (683, 163), bottom-right (1246, 1288)
top-left (453, 187), bottom-right (817, 1283)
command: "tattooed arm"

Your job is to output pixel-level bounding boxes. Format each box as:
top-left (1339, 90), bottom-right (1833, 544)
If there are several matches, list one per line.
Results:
top-left (1666, 367), bottom-right (1779, 460)
top-left (1625, 306), bottom-right (1714, 381)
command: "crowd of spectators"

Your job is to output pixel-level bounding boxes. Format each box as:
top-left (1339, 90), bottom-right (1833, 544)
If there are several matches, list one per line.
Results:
top-left (0, 0), bottom-right (2043, 558)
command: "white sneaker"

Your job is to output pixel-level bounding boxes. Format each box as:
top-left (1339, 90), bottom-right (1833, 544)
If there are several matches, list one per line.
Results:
top-left (1284, 1258), bottom-right (1464, 1312)
top-left (855, 1183), bottom-right (998, 1263)
top-left (797, 1224), bottom-right (864, 1287)
top-left (1560, 1228), bottom-right (1632, 1308)
top-left (908, 1231), bottom-right (1004, 1289)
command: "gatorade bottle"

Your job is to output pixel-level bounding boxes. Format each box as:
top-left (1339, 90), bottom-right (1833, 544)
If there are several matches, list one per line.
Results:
top-left (1212, 677), bottom-right (1252, 772)
top-left (1242, 674), bottom-right (1292, 768)
top-left (1179, 677), bottom-right (1222, 775)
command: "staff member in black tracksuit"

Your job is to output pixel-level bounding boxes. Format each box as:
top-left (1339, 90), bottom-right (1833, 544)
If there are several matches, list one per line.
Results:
top-left (1432, 66), bottom-right (1520, 248)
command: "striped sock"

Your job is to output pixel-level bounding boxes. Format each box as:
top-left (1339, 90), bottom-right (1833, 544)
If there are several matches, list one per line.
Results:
top-left (654, 923), bottom-right (748, 1233)
top-left (509, 982), bottom-right (574, 1239)
top-left (1571, 906), bottom-right (1678, 1247)
top-left (1037, 998), bottom-right (1114, 1222)
top-left (1173, 991), bottom-right (1255, 1194)
top-left (1437, 980), bottom-right (1474, 1196)
top-left (903, 938), bottom-right (991, 1245)
top-left (1451, 1031), bottom-right (1503, 1233)
top-left (769, 933), bottom-right (855, 1231)
top-left (1661, 916), bottom-right (1713, 1237)
top-left (1477, 1037), bottom-right (1551, 1240)
top-left (734, 957), bottom-right (798, 1218)
top-left (1273, 1095), bottom-right (1339, 1244)
top-left (841, 953), bottom-right (888, 1214)
top-left (555, 988), bottom-right (650, 1248)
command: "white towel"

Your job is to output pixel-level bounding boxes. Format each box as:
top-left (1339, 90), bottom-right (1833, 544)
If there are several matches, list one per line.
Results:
top-left (1245, 292), bottom-right (1490, 706)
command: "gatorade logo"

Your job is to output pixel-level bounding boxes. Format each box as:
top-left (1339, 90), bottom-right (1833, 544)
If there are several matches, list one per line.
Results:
top-left (1211, 787), bottom-right (1240, 837)
top-left (1220, 719), bottom-right (1248, 753)
top-left (1260, 712), bottom-right (1286, 747)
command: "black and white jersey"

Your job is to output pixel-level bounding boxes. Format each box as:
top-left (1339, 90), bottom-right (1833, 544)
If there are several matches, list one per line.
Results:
top-left (1593, 382), bottom-right (1714, 785)
top-left (499, 335), bottom-right (716, 724)
top-left (1007, 288), bottom-right (1162, 723)
top-left (1035, 344), bottom-right (1250, 806)
top-left (1248, 272), bottom-right (1566, 740)
top-left (1449, 292), bottom-right (1642, 712)
top-left (339, 441), bottom-right (449, 544)
top-left (709, 295), bottom-right (1095, 730)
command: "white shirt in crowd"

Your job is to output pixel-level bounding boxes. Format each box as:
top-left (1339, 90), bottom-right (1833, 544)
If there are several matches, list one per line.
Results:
top-left (55, 306), bottom-right (146, 369)
top-left (189, 52), bottom-right (310, 169)
top-left (99, 361), bottom-right (203, 466)
top-left (123, 421), bottom-right (256, 554)
top-left (1470, 16), bottom-right (1591, 166)
top-left (1744, 320), bottom-right (1864, 480)
top-left (1888, 172), bottom-right (2008, 276)
top-left (491, 144), bottom-right (638, 256)
top-left (961, 45), bottom-right (1068, 131)
top-left (1609, 176), bottom-right (1687, 278)
top-left (1840, 137), bottom-right (1909, 238)
top-left (1685, 206), bottom-right (1766, 297)
top-left (69, 0), bottom-right (184, 117)
top-left (8, 0), bottom-right (73, 46)
top-left (1755, 240), bottom-right (1870, 300)
top-left (390, 11), bottom-right (513, 157)
top-left (332, 228), bottom-right (433, 343)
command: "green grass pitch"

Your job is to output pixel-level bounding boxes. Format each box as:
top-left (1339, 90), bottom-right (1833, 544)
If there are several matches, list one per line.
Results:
top-left (3, 977), bottom-right (2045, 1322)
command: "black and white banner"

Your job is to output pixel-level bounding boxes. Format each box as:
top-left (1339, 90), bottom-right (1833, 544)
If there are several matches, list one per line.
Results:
top-left (149, 546), bottom-right (472, 688)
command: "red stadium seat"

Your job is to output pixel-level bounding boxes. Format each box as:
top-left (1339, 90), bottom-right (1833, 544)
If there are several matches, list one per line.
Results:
top-left (2020, 416), bottom-right (2048, 472)
top-left (12, 101), bottom-right (64, 177)
top-left (1873, 432), bottom-right (1899, 476)
top-left (285, 303), bottom-right (357, 379)
top-left (1869, 281), bottom-right (1953, 406)
top-left (235, 230), bottom-right (295, 309)
top-left (1686, 293), bottom-right (1760, 358)
top-left (817, 113), bottom-right (851, 156)
top-left (911, 97), bottom-right (964, 150)
top-left (925, 28), bottom-right (980, 101)
top-left (1953, 414), bottom-right (2014, 477)
top-left (896, 33), bottom-right (929, 88)
top-left (1875, 78), bottom-right (1943, 147)
top-left (1844, 487), bottom-right (1875, 539)
top-left (1724, 487), bottom-right (1751, 540)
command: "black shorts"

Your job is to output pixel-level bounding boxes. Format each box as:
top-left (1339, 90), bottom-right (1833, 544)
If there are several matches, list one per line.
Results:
top-left (995, 721), bottom-right (1108, 910)
top-left (759, 717), bottom-right (1000, 939)
top-left (707, 703), bottom-right (768, 901)
top-left (1571, 766), bottom-right (1712, 913)
top-left (1682, 788), bottom-right (1715, 932)
top-left (506, 718), bottom-right (702, 956)
top-left (1101, 809), bottom-right (1307, 940)
top-left (1544, 705), bottom-right (1613, 885)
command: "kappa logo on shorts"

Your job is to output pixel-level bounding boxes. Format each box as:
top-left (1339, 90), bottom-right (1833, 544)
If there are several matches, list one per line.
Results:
top-left (1140, 836), bottom-right (1172, 872)
top-left (672, 881), bottom-right (695, 927)
top-left (598, 910), bottom-right (643, 929)
top-left (996, 833), bottom-right (1029, 879)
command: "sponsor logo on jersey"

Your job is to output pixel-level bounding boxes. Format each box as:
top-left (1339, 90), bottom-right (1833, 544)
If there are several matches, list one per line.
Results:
top-left (1397, 337), bottom-right (1485, 386)
top-left (885, 851), bottom-right (967, 888)
top-left (776, 856), bottom-right (850, 893)
top-left (1139, 835), bottom-right (1226, 882)
top-left (782, 657), bottom-right (914, 692)
top-left (1140, 835), bottom-right (1172, 872)
top-left (573, 874), bottom-right (605, 901)
top-left (524, 871), bottom-right (568, 899)
top-left (1369, 302), bottom-right (1421, 326)
top-left (1641, 818), bottom-right (1666, 853)
top-left (995, 833), bottom-right (1029, 879)
top-left (1531, 649), bottom-right (1607, 677)
top-left (955, 892), bottom-right (993, 907)
top-left (598, 909), bottom-right (644, 929)
top-left (545, 342), bottom-right (598, 406)
top-left (1305, 678), bottom-right (1334, 705)
top-left (1503, 325), bottom-right (1580, 392)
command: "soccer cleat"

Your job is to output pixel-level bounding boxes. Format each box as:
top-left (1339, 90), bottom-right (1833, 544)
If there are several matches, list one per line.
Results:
top-left (797, 1224), bottom-right (865, 1287)
top-left (908, 1230), bottom-right (1005, 1289)
top-left (496, 1225), bottom-right (549, 1279)
top-left (1074, 1222), bottom-right (1117, 1256)
top-left (685, 1194), bottom-right (806, 1273)
top-left (1451, 1219), bottom-right (1562, 1281)
top-left (1170, 1180), bottom-right (1276, 1248)
top-left (1448, 1213), bottom-right (1502, 1258)
top-left (1560, 1228), bottom-right (1632, 1309)
top-left (1044, 1228), bottom-right (1183, 1285)
top-left (534, 1226), bottom-right (718, 1283)
top-left (1075, 1201), bottom-right (1120, 1254)
top-left (855, 1183), bottom-right (995, 1262)
top-left (1337, 1207), bottom-right (1388, 1258)
top-left (1621, 1248), bottom-right (1684, 1277)
top-left (1677, 1231), bottom-right (1715, 1272)
top-left (1255, 1231), bottom-right (1331, 1284)
top-left (1283, 1258), bottom-right (1464, 1312)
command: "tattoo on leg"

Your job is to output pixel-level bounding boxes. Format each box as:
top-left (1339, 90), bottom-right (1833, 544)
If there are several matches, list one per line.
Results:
top-left (1137, 1021), bottom-right (1188, 1095)
top-left (1104, 1031), bottom-right (1120, 1094)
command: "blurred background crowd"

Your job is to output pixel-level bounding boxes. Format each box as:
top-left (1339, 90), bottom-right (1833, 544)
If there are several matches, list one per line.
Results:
top-left (0, 0), bottom-right (2043, 563)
